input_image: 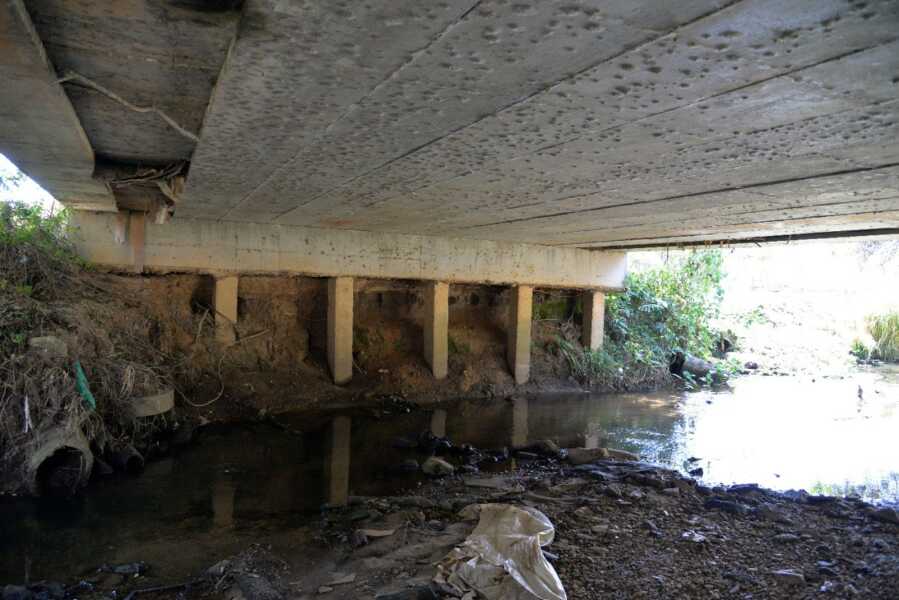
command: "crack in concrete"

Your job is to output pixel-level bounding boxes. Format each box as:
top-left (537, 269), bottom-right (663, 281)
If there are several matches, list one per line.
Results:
top-left (555, 194), bottom-right (899, 242)
top-left (365, 39), bottom-right (898, 214)
top-left (465, 161), bottom-right (899, 230)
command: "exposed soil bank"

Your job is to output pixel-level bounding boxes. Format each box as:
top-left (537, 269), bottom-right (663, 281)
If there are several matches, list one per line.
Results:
top-left (103, 272), bottom-right (668, 421)
top-left (23, 458), bottom-right (899, 600)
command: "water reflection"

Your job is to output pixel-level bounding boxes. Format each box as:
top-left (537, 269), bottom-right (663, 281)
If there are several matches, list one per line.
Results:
top-left (2, 369), bottom-right (897, 583)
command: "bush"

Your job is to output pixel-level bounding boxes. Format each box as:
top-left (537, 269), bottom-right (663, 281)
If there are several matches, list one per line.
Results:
top-left (560, 249), bottom-right (730, 389)
top-left (865, 311), bottom-right (899, 362)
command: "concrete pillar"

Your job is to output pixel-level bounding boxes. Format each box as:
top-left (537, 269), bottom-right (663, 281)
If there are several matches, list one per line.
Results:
top-left (326, 416), bottom-right (351, 507)
top-left (327, 276), bottom-right (354, 384)
top-left (214, 275), bottom-right (238, 345)
top-left (507, 285), bottom-right (533, 385)
top-left (582, 290), bottom-right (606, 351)
top-left (129, 211), bottom-right (145, 274)
top-left (423, 281), bottom-right (449, 379)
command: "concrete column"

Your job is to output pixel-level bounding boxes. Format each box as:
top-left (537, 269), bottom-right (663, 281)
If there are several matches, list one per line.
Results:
top-left (326, 416), bottom-right (351, 507)
top-left (129, 211), bottom-right (145, 274)
top-left (423, 281), bottom-right (449, 379)
top-left (327, 276), bottom-right (354, 384)
top-left (214, 275), bottom-right (238, 345)
top-left (582, 290), bottom-right (606, 351)
top-left (507, 285), bottom-right (533, 385)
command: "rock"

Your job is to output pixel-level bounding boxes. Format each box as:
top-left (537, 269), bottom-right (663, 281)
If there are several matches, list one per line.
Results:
top-left (207, 559), bottom-right (231, 578)
top-left (771, 569), bottom-right (805, 586)
top-left (773, 533), bottom-right (801, 544)
top-left (744, 361), bottom-right (759, 370)
top-left (566, 447), bottom-right (608, 465)
top-left (28, 336), bottom-right (68, 359)
top-left (870, 507), bottom-right (899, 525)
top-left (421, 457), bottom-right (454, 477)
top-left (318, 586), bottom-right (333, 594)
top-left (704, 497), bottom-right (749, 515)
top-left (533, 439), bottom-right (563, 458)
top-left (130, 389), bottom-right (174, 417)
top-left (606, 448), bottom-right (639, 461)
top-left (375, 585), bottom-right (439, 600)
top-left (688, 467), bottom-right (704, 477)
top-left (3, 586), bottom-right (32, 600)
top-left (662, 487), bottom-right (680, 496)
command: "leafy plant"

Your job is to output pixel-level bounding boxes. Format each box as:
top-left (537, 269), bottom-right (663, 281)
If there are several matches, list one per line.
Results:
top-left (559, 249), bottom-right (730, 389)
top-left (849, 338), bottom-right (871, 361)
top-left (865, 311), bottom-right (899, 362)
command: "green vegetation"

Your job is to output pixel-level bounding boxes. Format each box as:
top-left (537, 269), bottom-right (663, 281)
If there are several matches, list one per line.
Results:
top-left (559, 249), bottom-right (734, 389)
top-left (864, 311), bottom-right (899, 362)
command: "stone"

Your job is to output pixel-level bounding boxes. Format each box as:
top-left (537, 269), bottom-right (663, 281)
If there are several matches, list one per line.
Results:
top-left (704, 497), bottom-right (749, 515)
top-left (772, 569), bottom-right (805, 586)
top-left (421, 457), bottom-right (454, 477)
top-left (773, 533), bottom-right (801, 543)
top-left (566, 447), bottom-right (609, 465)
top-left (870, 507), bottom-right (899, 525)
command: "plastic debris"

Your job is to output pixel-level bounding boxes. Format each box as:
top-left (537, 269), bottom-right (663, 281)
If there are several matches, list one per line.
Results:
top-left (435, 503), bottom-right (566, 600)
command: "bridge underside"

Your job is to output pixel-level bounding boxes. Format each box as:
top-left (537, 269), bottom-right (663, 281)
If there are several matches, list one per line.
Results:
top-left (1, 0), bottom-right (897, 253)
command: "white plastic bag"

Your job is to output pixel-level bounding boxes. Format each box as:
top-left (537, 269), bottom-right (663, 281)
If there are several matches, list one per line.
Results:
top-left (435, 504), bottom-right (567, 600)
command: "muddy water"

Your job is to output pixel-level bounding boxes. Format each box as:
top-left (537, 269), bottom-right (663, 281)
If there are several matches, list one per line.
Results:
top-left (2, 368), bottom-right (897, 584)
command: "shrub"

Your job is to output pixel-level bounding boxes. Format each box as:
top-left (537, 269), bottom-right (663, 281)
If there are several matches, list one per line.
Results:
top-left (865, 311), bottom-right (899, 362)
top-left (559, 249), bottom-right (730, 389)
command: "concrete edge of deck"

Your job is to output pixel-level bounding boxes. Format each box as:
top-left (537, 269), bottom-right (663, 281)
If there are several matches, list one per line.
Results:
top-left (71, 211), bottom-right (627, 290)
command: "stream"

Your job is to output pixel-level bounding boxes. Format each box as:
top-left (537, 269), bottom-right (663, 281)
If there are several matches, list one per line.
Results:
top-left (2, 367), bottom-right (897, 584)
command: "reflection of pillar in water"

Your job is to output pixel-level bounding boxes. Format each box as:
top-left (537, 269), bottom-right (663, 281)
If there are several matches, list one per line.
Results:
top-left (212, 478), bottom-right (235, 529)
top-left (430, 409), bottom-right (447, 438)
top-left (511, 396), bottom-right (529, 449)
top-left (326, 416), bottom-right (351, 507)
top-left (584, 422), bottom-right (601, 449)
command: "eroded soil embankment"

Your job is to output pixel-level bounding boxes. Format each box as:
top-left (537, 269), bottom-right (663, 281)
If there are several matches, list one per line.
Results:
top-left (106, 272), bottom-right (667, 421)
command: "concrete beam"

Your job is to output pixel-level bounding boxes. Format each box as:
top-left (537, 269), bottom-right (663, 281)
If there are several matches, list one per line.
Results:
top-left (70, 212), bottom-right (627, 290)
top-left (327, 277), bottom-right (354, 385)
top-left (214, 276), bottom-right (238, 345)
top-left (423, 282), bottom-right (449, 380)
top-left (0, 1), bottom-right (113, 211)
top-left (582, 291), bottom-right (605, 351)
top-left (507, 285), bottom-right (533, 385)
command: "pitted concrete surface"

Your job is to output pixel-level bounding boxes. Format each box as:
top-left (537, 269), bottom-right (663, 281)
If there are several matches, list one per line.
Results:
top-left (5, 0), bottom-right (899, 247)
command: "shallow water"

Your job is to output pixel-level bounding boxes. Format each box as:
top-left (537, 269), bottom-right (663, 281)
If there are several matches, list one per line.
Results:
top-left (2, 367), bottom-right (897, 584)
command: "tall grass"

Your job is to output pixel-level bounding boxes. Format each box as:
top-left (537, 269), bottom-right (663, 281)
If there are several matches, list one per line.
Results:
top-left (866, 311), bottom-right (899, 362)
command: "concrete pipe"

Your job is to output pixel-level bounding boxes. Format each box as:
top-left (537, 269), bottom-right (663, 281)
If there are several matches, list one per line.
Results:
top-left (26, 427), bottom-right (94, 496)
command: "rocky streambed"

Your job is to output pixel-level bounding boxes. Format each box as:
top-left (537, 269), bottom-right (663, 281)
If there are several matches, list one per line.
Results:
top-left (11, 453), bottom-right (898, 600)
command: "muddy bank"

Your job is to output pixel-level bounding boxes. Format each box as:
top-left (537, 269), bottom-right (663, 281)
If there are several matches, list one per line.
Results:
top-left (20, 455), bottom-right (899, 600)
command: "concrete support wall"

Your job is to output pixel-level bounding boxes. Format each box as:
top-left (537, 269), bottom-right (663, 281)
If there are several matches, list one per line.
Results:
top-left (327, 277), bottom-right (354, 385)
top-left (423, 281), bottom-right (449, 379)
top-left (71, 212), bottom-right (626, 290)
top-left (214, 275), bottom-right (238, 344)
top-left (507, 285), bottom-right (533, 385)
top-left (582, 290), bottom-right (606, 351)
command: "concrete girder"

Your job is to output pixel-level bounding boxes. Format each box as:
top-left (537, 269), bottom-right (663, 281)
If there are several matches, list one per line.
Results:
top-left (0, 0), bottom-right (113, 210)
top-left (69, 212), bottom-right (627, 290)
